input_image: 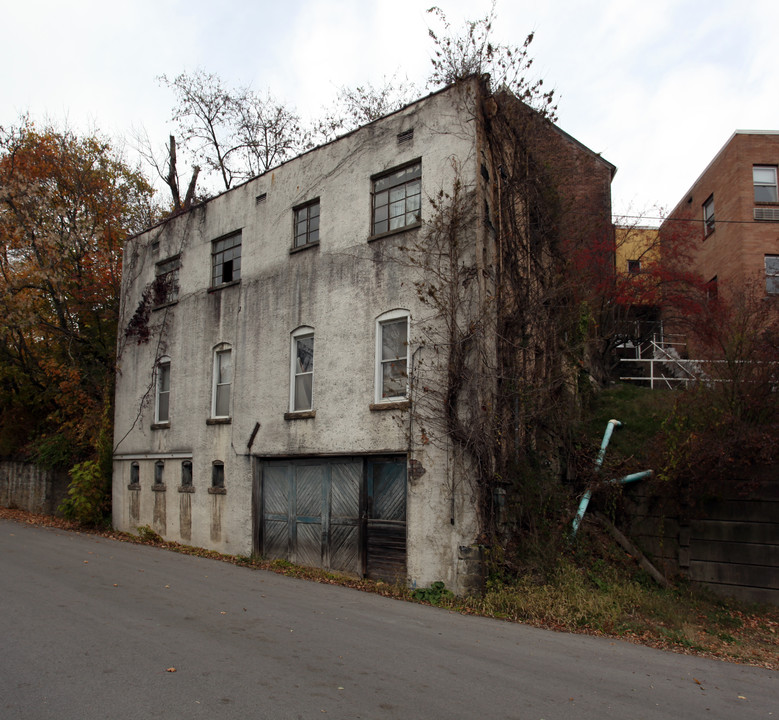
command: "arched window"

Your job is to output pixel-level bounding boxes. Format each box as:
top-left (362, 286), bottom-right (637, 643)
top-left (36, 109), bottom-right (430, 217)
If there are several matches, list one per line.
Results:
top-left (181, 460), bottom-right (193, 487)
top-left (211, 345), bottom-right (232, 419)
top-left (212, 461), bottom-right (225, 488)
top-left (155, 357), bottom-right (171, 424)
top-left (290, 326), bottom-right (314, 412)
top-left (130, 462), bottom-right (140, 486)
top-left (375, 309), bottom-right (410, 402)
top-left (154, 460), bottom-right (164, 485)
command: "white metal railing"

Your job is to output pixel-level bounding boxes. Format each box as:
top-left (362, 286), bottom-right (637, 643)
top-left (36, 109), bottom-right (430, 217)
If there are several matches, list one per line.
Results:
top-left (618, 335), bottom-right (706, 389)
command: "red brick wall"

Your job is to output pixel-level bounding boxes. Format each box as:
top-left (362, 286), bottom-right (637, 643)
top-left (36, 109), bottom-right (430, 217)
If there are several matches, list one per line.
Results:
top-left (662, 133), bottom-right (779, 296)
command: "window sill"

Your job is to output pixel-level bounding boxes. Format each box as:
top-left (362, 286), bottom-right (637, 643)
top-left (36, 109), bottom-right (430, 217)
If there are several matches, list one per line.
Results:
top-left (151, 422), bottom-right (170, 430)
top-left (178, 485), bottom-right (195, 493)
top-left (289, 241), bottom-right (320, 255)
top-left (368, 221), bottom-right (421, 243)
top-left (370, 400), bottom-right (411, 412)
top-left (208, 486), bottom-right (227, 495)
top-left (284, 410), bottom-right (316, 420)
top-left (152, 483), bottom-right (167, 492)
top-left (208, 279), bottom-right (241, 294)
top-left (127, 483), bottom-right (141, 491)
top-left (206, 417), bottom-right (232, 425)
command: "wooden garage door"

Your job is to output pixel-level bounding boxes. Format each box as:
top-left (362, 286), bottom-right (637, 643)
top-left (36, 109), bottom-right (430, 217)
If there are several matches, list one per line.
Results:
top-left (259, 458), bottom-right (362, 575)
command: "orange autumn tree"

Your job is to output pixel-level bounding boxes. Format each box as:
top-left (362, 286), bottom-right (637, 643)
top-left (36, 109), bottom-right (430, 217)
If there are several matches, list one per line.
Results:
top-left (0, 120), bottom-right (154, 500)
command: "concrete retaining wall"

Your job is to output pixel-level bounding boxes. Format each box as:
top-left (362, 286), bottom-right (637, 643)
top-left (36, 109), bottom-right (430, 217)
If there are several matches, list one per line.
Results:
top-left (0, 461), bottom-right (69, 516)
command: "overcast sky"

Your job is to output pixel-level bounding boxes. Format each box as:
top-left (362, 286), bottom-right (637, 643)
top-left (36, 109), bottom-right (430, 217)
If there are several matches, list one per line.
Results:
top-left (2, 0), bottom-right (777, 222)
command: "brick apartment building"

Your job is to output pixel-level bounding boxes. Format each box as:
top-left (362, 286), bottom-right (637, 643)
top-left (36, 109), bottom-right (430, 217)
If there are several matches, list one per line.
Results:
top-left (660, 131), bottom-right (779, 299)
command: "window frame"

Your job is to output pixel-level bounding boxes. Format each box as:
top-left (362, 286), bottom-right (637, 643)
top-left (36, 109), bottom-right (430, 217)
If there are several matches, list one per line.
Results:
top-left (766, 255), bottom-right (779, 295)
top-left (130, 462), bottom-right (140, 486)
top-left (292, 199), bottom-right (320, 250)
top-left (211, 231), bottom-right (242, 288)
top-left (703, 195), bottom-right (715, 237)
top-left (371, 160), bottom-right (422, 237)
top-left (375, 309), bottom-right (411, 403)
top-left (290, 327), bottom-right (315, 412)
top-left (154, 357), bottom-right (171, 425)
top-left (211, 346), bottom-right (232, 419)
top-left (627, 259), bottom-right (641, 274)
top-left (754, 166), bottom-right (778, 204)
top-left (154, 254), bottom-right (180, 306)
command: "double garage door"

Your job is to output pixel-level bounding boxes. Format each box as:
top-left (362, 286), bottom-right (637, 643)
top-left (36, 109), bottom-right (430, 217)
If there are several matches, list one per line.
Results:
top-left (256, 456), bottom-right (406, 582)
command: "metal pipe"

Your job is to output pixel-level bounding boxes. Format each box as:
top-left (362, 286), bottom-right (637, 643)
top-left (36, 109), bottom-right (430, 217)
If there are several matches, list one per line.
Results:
top-left (595, 419), bottom-right (622, 468)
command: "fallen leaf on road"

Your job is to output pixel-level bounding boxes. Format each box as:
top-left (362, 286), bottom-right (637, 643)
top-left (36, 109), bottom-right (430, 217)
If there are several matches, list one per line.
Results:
top-left (166, 668), bottom-right (176, 673)
top-left (694, 678), bottom-right (701, 685)
top-left (220, 611), bottom-right (226, 615)
top-left (738, 695), bottom-right (746, 700)
top-left (113, 584), bottom-right (118, 587)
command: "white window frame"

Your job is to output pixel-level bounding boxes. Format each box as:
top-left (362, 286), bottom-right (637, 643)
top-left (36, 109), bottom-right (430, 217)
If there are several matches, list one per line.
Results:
top-left (155, 357), bottom-right (171, 424)
top-left (754, 166), bottom-right (778, 203)
top-left (211, 346), bottom-right (232, 419)
top-left (289, 327), bottom-right (315, 412)
top-left (375, 309), bottom-right (411, 403)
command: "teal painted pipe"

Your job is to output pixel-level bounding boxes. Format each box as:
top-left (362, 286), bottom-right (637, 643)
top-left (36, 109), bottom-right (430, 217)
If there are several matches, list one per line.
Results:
top-left (596, 419), bottom-right (622, 468)
top-left (572, 420), bottom-right (654, 538)
top-left (571, 469), bottom-right (654, 537)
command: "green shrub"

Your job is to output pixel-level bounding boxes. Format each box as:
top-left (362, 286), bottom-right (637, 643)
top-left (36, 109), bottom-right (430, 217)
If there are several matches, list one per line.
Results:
top-left (412, 581), bottom-right (454, 605)
top-left (59, 460), bottom-right (109, 526)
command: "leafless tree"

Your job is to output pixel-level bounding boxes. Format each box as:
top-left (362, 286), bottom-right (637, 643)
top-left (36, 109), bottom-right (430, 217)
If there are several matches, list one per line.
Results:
top-left (426, 2), bottom-right (557, 120)
top-left (158, 70), bottom-right (305, 193)
top-left (312, 76), bottom-right (420, 144)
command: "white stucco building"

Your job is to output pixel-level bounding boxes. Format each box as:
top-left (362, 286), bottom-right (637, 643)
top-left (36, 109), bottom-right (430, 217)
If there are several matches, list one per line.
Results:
top-left (113, 78), bottom-right (614, 593)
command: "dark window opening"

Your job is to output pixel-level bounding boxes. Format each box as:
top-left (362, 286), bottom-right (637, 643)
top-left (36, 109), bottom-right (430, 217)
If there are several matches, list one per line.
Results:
top-left (212, 461), bottom-right (225, 488)
top-left (181, 461), bottom-right (193, 487)
top-left (212, 232), bottom-right (242, 287)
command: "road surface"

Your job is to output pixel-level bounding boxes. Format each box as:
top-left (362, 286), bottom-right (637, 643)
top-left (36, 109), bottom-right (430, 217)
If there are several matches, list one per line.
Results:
top-left (0, 518), bottom-right (775, 719)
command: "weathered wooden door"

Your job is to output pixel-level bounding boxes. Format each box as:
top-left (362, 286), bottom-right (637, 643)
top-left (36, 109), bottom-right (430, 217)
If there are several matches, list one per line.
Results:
top-left (365, 457), bottom-right (407, 582)
top-left (258, 458), bottom-right (361, 575)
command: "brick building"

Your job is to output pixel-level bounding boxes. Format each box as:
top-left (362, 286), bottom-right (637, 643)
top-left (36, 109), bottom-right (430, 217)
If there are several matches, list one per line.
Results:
top-left (660, 131), bottom-right (779, 299)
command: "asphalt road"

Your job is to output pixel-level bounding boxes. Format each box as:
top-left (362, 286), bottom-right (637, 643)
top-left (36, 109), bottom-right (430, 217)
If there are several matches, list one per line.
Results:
top-left (0, 518), bottom-right (775, 719)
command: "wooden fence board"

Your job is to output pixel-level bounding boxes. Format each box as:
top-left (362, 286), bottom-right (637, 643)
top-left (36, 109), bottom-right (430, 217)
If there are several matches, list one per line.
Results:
top-left (691, 520), bottom-right (779, 545)
top-left (689, 560), bottom-right (779, 589)
top-left (690, 540), bottom-right (779, 566)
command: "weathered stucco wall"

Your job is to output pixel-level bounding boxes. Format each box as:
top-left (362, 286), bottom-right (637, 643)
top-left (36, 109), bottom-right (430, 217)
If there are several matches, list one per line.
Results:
top-left (113, 81), bottom-right (485, 591)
